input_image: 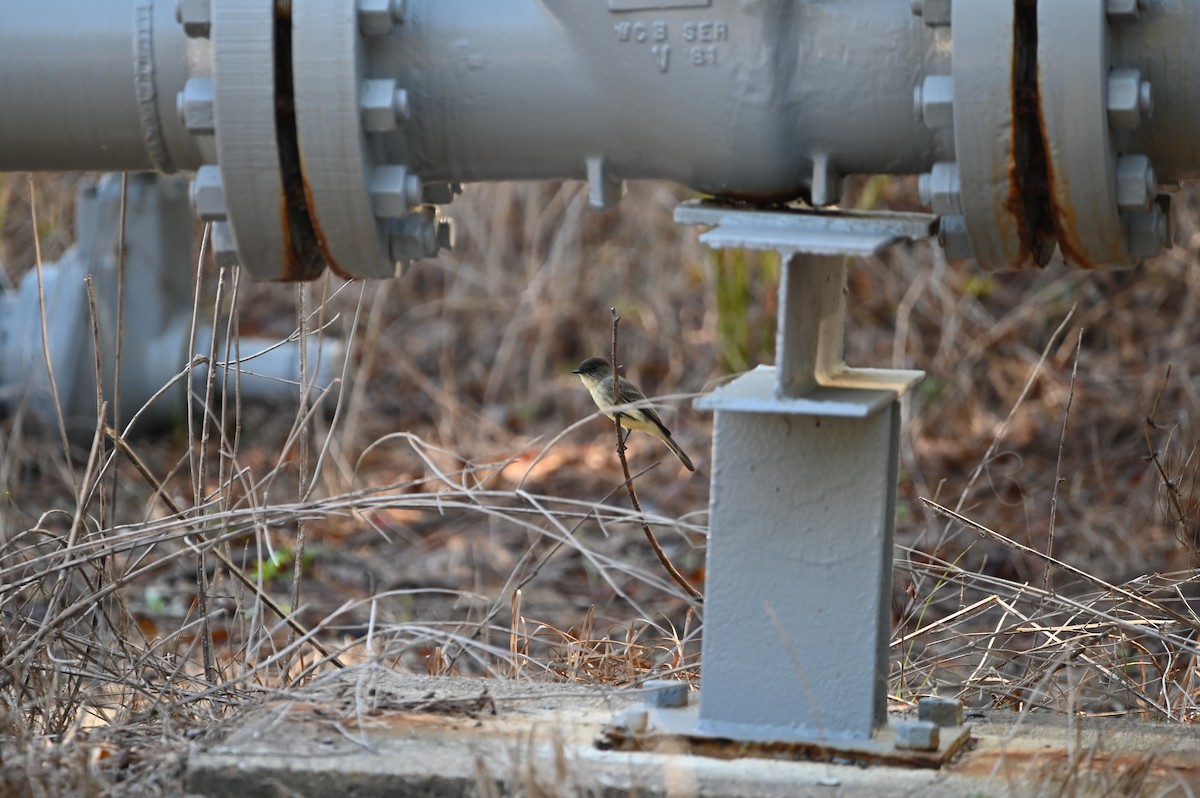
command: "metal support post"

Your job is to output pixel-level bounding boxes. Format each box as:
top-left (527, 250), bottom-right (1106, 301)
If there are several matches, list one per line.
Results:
top-left (664, 202), bottom-right (934, 745)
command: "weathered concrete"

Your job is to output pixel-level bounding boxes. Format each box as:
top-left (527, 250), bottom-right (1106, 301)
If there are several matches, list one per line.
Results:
top-left (186, 669), bottom-right (1200, 797)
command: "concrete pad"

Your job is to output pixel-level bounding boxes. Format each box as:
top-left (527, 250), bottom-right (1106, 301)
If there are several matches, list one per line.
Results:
top-left (186, 669), bottom-right (1200, 797)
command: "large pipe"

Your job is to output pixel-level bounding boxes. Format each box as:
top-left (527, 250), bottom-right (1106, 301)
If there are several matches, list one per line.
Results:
top-left (0, 0), bottom-right (203, 172)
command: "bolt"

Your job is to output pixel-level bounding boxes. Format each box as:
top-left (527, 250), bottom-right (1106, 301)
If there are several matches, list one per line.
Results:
top-left (360, 80), bottom-right (408, 133)
top-left (176, 0), bottom-right (212, 38)
top-left (422, 183), bottom-right (461, 204)
top-left (917, 696), bottom-right (964, 727)
top-left (914, 75), bottom-right (954, 130)
top-left (190, 166), bottom-right (226, 222)
top-left (1107, 69), bottom-right (1153, 129)
top-left (389, 208), bottom-right (452, 262)
top-left (1116, 154), bottom-right (1156, 211)
top-left (1106, 0), bottom-right (1148, 21)
top-left (177, 78), bottom-right (215, 135)
top-left (1125, 199), bottom-right (1171, 261)
top-left (358, 0), bottom-right (405, 36)
top-left (918, 162), bottom-right (962, 216)
top-left (211, 222), bottom-right (239, 270)
top-left (938, 215), bottom-right (974, 260)
top-left (642, 679), bottom-right (689, 709)
top-left (894, 720), bottom-right (940, 751)
top-left (370, 166), bottom-right (422, 218)
top-left (910, 0), bottom-right (951, 26)
top-left (435, 218), bottom-right (454, 251)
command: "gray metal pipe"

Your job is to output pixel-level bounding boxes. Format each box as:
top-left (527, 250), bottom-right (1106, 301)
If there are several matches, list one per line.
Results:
top-left (0, 0), bottom-right (203, 172)
top-left (391, 0), bottom-right (948, 202)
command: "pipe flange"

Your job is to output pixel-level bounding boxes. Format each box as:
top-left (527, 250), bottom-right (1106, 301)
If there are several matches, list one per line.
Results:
top-left (209, 0), bottom-right (289, 279)
top-left (293, 0), bottom-right (415, 278)
top-left (1038, 0), bottom-right (1134, 266)
top-left (950, 0), bottom-right (1052, 270)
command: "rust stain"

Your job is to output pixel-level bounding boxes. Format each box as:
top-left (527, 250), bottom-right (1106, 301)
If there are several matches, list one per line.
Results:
top-left (1005, 0), bottom-right (1056, 271)
top-left (600, 727), bottom-right (971, 770)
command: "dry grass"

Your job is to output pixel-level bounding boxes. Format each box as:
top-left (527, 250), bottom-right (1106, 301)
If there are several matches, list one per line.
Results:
top-left (2, 172), bottom-right (1200, 794)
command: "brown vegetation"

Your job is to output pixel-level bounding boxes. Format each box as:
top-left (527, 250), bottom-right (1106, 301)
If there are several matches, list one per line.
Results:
top-left (3, 173), bottom-right (1200, 794)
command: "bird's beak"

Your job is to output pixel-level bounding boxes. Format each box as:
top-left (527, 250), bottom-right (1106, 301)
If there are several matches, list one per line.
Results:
top-left (571, 367), bottom-right (582, 374)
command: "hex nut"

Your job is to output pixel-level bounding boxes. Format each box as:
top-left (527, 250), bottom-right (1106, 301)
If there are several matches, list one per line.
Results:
top-left (642, 679), bottom-right (689, 709)
top-left (1106, 0), bottom-right (1147, 20)
top-left (917, 696), bottom-right (963, 727)
top-left (370, 166), bottom-right (423, 218)
top-left (895, 720), bottom-right (940, 751)
top-left (176, 0), bottom-right (212, 38)
top-left (1116, 154), bottom-right (1155, 211)
top-left (358, 0), bottom-right (405, 36)
top-left (919, 162), bottom-right (962, 216)
top-left (211, 222), bottom-right (239, 270)
top-left (911, 0), bottom-right (951, 25)
top-left (422, 183), bottom-right (461, 204)
top-left (1108, 69), bottom-right (1152, 130)
top-left (190, 166), bottom-right (227, 222)
top-left (177, 78), bottom-right (215, 135)
top-left (938, 215), bottom-right (974, 259)
top-left (389, 208), bottom-right (452, 262)
top-left (1125, 200), bottom-right (1170, 261)
top-left (361, 80), bottom-right (407, 132)
top-left (915, 75), bottom-right (954, 130)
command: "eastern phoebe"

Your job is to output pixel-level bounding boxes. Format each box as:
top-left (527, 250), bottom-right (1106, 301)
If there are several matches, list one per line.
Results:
top-left (571, 356), bottom-right (695, 472)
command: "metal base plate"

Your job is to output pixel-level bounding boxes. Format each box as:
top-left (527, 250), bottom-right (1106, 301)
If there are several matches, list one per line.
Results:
top-left (600, 706), bottom-right (972, 770)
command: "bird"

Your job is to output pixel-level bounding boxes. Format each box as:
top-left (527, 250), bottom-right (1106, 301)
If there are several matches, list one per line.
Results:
top-left (571, 356), bottom-right (695, 472)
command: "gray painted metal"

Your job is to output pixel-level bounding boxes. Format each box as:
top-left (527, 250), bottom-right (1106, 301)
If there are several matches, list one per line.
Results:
top-left (0, 174), bottom-right (344, 438)
top-left (210, 0), bottom-right (289, 281)
top-left (293, 0), bottom-right (399, 279)
top-left (686, 233), bottom-right (922, 741)
top-left (950, 0), bottom-right (1034, 270)
top-left (0, 0), bottom-right (203, 172)
top-left (6, 1), bottom-right (1200, 273)
top-left (1038, 0), bottom-right (1129, 267)
top-left (697, 370), bottom-right (901, 742)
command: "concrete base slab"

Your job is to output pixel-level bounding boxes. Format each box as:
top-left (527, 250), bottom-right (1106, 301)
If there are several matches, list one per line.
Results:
top-left (186, 670), bottom-right (1200, 798)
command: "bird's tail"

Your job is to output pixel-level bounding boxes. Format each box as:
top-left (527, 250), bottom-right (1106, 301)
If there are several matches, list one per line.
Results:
top-left (663, 434), bottom-right (696, 472)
